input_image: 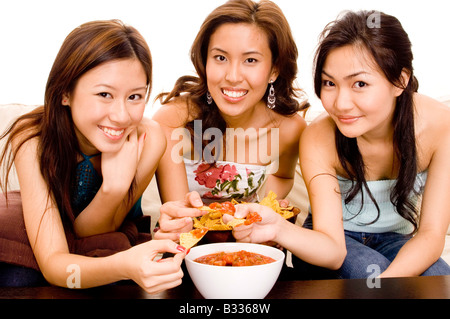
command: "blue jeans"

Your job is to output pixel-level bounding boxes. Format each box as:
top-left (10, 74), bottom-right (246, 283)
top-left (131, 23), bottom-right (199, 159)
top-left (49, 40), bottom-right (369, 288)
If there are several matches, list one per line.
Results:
top-left (0, 263), bottom-right (47, 287)
top-left (290, 214), bottom-right (450, 279)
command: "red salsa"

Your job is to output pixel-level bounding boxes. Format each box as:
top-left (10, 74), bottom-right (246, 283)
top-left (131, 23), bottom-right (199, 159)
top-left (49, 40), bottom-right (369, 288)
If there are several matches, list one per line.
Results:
top-left (191, 228), bottom-right (208, 238)
top-left (194, 250), bottom-right (275, 266)
top-left (209, 201), bottom-right (236, 215)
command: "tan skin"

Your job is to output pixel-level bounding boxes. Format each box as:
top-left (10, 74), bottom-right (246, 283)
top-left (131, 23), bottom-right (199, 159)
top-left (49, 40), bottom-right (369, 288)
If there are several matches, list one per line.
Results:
top-left (14, 58), bottom-right (187, 292)
top-left (153, 23), bottom-right (306, 242)
top-left (226, 45), bottom-right (450, 276)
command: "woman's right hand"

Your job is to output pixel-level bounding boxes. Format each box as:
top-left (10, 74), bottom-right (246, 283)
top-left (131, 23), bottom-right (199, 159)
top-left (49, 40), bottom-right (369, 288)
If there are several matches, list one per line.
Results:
top-left (122, 239), bottom-right (188, 294)
top-left (101, 128), bottom-right (146, 195)
top-left (154, 192), bottom-right (207, 241)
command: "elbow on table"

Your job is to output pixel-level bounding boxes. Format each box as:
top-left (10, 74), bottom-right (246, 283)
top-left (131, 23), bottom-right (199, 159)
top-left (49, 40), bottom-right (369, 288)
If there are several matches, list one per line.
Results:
top-left (38, 257), bottom-right (77, 289)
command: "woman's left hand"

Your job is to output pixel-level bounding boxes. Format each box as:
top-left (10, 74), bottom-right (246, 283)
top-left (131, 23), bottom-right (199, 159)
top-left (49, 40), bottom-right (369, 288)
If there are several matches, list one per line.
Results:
top-left (223, 203), bottom-right (284, 244)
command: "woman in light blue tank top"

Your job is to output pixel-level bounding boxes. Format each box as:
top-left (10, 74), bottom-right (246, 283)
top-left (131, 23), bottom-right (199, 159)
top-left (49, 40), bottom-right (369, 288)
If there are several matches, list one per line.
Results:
top-left (0, 20), bottom-right (188, 290)
top-left (227, 10), bottom-right (450, 280)
top-left (289, 11), bottom-right (450, 278)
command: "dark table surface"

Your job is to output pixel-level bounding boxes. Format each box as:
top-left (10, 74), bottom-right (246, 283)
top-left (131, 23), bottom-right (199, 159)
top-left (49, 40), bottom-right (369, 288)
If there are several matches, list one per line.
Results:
top-left (1, 275), bottom-right (449, 299)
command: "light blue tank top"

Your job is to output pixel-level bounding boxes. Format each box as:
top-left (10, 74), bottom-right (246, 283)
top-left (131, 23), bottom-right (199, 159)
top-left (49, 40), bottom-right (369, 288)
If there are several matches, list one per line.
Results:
top-left (71, 153), bottom-right (142, 219)
top-left (338, 171), bottom-right (427, 234)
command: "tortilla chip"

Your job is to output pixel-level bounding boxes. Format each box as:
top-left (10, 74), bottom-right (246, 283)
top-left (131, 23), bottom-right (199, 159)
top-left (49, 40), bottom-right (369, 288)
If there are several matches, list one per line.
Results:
top-left (259, 191), bottom-right (280, 213)
top-left (204, 217), bottom-right (221, 229)
top-left (259, 191), bottom-right (297, 219)
top-left (227, 218), bottom-right (246, 228)
top-left (231, 199), bottom-right (240, 205)
top-left (192, 196), bottom-right (298, 234)
top-left (279, 209), bottom-right (294, 219)
top-left (180, 228), bottom-right (208, 249)
top-left (192, 217), bottom-right (204, 229)
top-left (210, 221), bottom-right (232, 230)
top-left (199, 206), bottom-right (214, 212)
top-left (226, 212), bottom-right (262, 228)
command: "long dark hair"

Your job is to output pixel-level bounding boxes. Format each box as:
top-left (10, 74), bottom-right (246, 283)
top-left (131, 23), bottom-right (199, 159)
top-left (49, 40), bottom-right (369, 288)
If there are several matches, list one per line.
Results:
top-left (158, 0), bottom-right (309, 143)
top-left (0, 20), bottom-right (152, 222)
top-left (313, 10), bottom-right (420, 233)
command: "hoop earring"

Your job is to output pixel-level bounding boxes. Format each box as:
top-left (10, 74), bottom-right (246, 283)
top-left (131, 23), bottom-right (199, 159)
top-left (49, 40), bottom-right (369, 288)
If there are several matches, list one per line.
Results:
top-left (206, 91), bottom-right (213, 105)
top-left (267, 81), bottom-right (276, 109)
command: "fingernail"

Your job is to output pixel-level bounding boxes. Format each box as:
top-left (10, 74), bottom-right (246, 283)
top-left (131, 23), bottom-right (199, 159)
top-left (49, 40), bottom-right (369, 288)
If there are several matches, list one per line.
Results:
top-left (176, 245), bottom-right (186, 252)
top-left (194, 200), bottom-right (203, 207)
top-left (186, 248), bottom-right (191, 255)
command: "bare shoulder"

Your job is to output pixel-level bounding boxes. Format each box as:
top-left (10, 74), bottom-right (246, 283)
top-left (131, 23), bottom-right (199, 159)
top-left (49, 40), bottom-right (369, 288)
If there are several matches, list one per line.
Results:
top-left (301, 112), bottom-right (335, 146)
top-left (277, 112), bottom-right (307, 144)
top-left (299, 113), bottom-right (339, 172)
top-left (9, 120), bottom-right (40, 154)
top-left (138, 117), bottom-right (166, 155)
top-left (139, 116), bottom-right (163, 134)
top-left (416, 93), bottom-right (450, 117)
top-left (415, 93), bottom-right (450, 140)
top-left (152, 96), bottom-right (197, 128)
top-left (139, 117), bottom-right (164, 140)
top-left (412, 94), bottom-right (450, 171)
top-left (282, 112), bottom-right (307, 130)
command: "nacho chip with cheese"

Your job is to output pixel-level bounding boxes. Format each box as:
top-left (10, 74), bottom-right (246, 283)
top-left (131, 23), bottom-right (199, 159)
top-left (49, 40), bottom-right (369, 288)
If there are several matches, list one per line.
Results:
top-left (227, 212), bottom-right (262, 228)
top-left (191, 193), bottom-right (297, 236)
top-left (193, 201), bottom-right (236, 231)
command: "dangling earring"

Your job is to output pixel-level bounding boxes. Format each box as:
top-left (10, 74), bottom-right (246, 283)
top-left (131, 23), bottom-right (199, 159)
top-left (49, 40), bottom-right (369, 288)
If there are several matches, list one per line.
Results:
top-left (206, 91), bottom-right (213, 105)
top-left (267, 81), bottom-right (276, 109)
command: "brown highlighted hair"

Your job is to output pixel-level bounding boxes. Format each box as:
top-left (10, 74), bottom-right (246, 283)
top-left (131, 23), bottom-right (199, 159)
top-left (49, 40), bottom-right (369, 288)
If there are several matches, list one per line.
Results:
top-left (313, 10), bottom-right (420, 233)
top-left (0, 20), bottom-right (152, 221)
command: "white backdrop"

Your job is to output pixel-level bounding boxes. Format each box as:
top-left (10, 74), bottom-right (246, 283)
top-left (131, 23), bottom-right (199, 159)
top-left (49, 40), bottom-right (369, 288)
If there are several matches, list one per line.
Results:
top-left (1, 0), bottom-right (449, 117)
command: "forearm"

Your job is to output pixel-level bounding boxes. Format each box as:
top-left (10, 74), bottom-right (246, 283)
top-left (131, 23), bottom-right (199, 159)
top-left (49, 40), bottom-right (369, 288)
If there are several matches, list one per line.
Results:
top-left (275, 220), bottom-right (346, 270)
top-left (155, 161), bottom-right (190, 203)
top-left (381, 232), bottom-right (445, 277)
top-left (73, 186), bottom-right (130, 237)
top-left (265, 174), bottom-right (294, 199)
top-left (41, 250), bottom-right (129, 288)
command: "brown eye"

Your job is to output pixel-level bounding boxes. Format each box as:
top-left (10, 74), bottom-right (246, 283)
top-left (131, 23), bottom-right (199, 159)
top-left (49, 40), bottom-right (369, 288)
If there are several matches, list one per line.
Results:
top-left (98, 92), bottom-right (111, 98)
top-left (354, 81), bottom-right (367, 88)
top-left (128, 94), bottom-right (142, 101)
top-left (215, 55), bottom-right (227, 62)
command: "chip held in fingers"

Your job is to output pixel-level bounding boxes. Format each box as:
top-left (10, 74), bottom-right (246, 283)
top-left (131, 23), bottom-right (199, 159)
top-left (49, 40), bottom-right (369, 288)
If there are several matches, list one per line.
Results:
top-left (180, 191), bottom-right (299, 247)
top-left (180, 228), bottom-right (209, 249)
top-left (179, 208), bottom-right (261, 248)
top-left (195, 201), bottom-right (237, 231)
top-left (227, 211), bottom-right (262, 228)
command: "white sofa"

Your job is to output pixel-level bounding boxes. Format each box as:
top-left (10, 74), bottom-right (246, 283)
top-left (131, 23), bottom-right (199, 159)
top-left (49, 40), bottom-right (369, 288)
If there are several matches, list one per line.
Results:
top-left (1, 101), bottom-right (449, 267)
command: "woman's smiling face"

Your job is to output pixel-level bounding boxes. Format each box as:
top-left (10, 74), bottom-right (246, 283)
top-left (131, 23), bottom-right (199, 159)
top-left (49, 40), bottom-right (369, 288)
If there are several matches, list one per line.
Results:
top-left (320, 45), bottom-right (405, 140)
top-left (63, 58), bottom-right (147, 155)
top-left (205, 23), bottom-right (278, 120)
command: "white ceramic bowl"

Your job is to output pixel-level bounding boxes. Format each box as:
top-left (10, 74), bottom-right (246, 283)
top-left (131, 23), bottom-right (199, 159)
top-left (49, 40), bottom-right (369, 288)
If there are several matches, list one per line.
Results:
top-left (185, 242), bottom-right (285, 299)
